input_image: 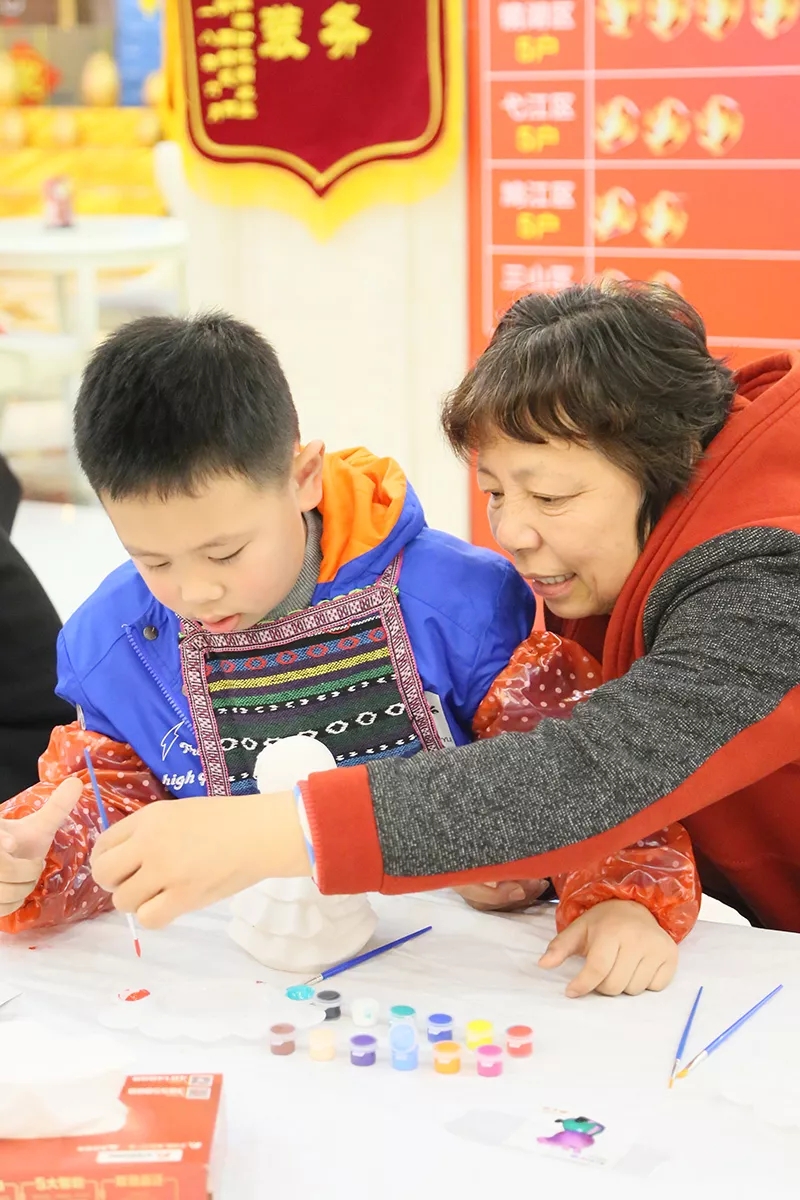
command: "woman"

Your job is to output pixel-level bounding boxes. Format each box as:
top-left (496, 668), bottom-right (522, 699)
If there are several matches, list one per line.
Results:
top-left (92, 281), bottom-right (800, 933)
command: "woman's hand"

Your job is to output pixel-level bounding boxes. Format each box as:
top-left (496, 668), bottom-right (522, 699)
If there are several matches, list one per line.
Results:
top-left (90, 791), bottom-right (310, 928)
top-left (454, 878), bottom-right (550, 912)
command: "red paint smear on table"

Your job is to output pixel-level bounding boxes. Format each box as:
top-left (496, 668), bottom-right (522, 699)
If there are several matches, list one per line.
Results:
top-left (119, 988), bottom-right (150, 1002)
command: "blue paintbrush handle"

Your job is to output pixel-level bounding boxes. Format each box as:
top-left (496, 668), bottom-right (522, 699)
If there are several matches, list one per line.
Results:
top-left (84, 748), bottom-right (110, 829)
top-left (676, 985), bottom-right (703, 1062)
top-left (313, 925), bottom-right (433, 984)
top-left (704, 984), bottom-right (783, 1056)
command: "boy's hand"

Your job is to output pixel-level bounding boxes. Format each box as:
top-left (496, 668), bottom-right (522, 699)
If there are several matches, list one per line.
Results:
top-left (539, 898), bottom-right (678, 998)
top-left (0, 778), bottom-right (83, 916)
top-left (91, 791), bottom-right (311, 929)
top-left (454, 878), bottom-right (549, 912)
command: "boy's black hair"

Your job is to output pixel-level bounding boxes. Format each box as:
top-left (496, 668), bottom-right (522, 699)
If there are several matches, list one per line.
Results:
top-left (74, 312), bottom-right (300, 499)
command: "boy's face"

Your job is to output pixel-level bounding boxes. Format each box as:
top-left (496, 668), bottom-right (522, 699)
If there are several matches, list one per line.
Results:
top-left (477, 432), bottom-right (641, 619)
top-left (104, 443), bottom-right (324, 633)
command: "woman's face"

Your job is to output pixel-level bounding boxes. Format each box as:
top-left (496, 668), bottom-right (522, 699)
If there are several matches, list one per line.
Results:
top-left (477, 432), bottom-right (643, 619)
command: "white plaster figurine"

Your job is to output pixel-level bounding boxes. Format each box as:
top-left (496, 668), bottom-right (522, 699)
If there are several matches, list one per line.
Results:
top-left (228, 736), bottom-right (377, 973)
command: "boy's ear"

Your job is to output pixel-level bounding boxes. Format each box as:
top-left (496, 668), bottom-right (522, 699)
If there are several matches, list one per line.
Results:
top-left (294, 441), bottom-right (325, 510)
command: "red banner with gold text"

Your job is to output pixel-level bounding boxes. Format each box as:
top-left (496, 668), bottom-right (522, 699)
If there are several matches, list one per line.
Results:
top-left (467, 0), bottom-right (800, 549)
top-left (164, 0), bottom-right (463, 236)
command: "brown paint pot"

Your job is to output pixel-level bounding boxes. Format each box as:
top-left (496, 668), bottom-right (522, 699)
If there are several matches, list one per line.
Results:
top-left (269, 1023), bottom-right (296, 1056)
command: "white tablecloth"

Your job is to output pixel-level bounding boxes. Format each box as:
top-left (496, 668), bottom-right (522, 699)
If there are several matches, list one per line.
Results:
top-left (2, 891), bottom-right (798, 1198)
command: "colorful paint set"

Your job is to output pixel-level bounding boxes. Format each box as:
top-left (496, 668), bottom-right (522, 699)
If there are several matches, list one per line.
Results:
top-left (274, 987), bottom-right (534, 1074)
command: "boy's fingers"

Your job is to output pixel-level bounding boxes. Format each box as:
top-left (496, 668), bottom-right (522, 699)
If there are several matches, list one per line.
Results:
top-left (21, 778), bottom-right (84, 850)
top-left (648, 956), bottom-right (677, 993)
top-left (565, 939), bottom-right (620, 998)
top-left (539, 921), bottom-right (584, 969)
top-left (622, 955), bottom-right (658, 997)
top-left (0, 848), bottom-right (44, 886)
top-left (596, 947), bottom-right (642, 997)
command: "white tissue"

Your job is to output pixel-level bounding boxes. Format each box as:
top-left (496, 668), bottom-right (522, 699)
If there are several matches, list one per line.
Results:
top-left (0, 1020), bottom-right (129, 1139)
top-left (228, 736), bottom-right (378, 973)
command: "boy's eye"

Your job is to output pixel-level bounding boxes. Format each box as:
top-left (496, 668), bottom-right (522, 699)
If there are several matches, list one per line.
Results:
top-left (211, 547), bottom-right (244, 564)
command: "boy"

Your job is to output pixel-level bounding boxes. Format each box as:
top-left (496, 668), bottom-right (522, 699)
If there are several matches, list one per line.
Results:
top-left (0, 313), bottom-right (533, 926)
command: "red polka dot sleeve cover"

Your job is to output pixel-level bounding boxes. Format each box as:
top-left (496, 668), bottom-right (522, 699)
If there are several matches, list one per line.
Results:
top-left (473, 632), bottom-right (700, 944)
top-left (0, 722), bottom-right (167, 932)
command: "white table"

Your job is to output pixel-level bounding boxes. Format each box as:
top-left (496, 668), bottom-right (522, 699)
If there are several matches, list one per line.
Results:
top-left (2, 891), bottom-right (798, 1199)
top-left (0, 216), bottom-right (189, 352)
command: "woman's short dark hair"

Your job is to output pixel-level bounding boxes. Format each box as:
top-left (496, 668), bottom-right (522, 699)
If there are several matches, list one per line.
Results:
top-left (442, 280), bottom-right (737, 544)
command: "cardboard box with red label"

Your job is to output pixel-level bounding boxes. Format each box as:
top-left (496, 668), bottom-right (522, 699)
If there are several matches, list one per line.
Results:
top-left (0, 1074), bottom-right (223, 1200)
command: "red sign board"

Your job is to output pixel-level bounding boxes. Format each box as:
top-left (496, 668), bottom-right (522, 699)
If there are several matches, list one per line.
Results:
top-left (180, 0), bottom-right (448, 193)
top-left (468, 0), bottom-right (800, 547)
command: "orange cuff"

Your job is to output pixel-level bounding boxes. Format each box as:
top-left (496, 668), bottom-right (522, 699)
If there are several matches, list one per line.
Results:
top-left (300, 766), bottom-right (384, 894)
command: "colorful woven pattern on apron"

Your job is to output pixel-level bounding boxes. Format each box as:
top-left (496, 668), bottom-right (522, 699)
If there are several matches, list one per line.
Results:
top-left (180, 557), bottom-right (443, 795)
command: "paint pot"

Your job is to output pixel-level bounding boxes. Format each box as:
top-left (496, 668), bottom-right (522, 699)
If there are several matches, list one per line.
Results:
top-left (350, 1034), bottom-right (377, 1067)
top-left (308, 1026), bottom-right (336, 1062)
top-left (427, 1012), bottom-right (454, 1043)
top-left (269, 1023), bottom-right (296, 1057)
top-left (465, 1019), bottom-right (493, 1050)
top-left (476, 1044), bottom-right (503, 1078)
top-left (389, 1004), bottom-right (416, 1028)
top-left (506, 1024), bottom-right (534, 1058)
top-left (315, 989), bottom-right (342, 1021)
top-left (389, 1022), bottom-right (419, 1072)
top-left (351, 996), bottom-right (380, 1027)
top-left (286, 984), bottom-right (315, 1002)
top-left (433, 1040), bottom-right (461, 1075)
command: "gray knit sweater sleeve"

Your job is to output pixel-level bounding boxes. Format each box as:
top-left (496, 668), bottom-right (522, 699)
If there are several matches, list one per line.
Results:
top-left (366, 527), bottom-right (800, 878)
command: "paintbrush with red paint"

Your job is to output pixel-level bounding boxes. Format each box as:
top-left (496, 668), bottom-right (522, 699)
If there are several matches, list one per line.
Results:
top-left (84, 748), bottom-right (142, 958)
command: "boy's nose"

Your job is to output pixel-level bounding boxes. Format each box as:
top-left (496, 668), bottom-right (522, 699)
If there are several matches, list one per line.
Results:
top-left (180, 579), bottom-right (225, 607)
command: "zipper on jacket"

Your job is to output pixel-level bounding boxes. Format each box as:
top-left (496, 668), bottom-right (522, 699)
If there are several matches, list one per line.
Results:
top-left (123, 624), bottom-right (190, 726)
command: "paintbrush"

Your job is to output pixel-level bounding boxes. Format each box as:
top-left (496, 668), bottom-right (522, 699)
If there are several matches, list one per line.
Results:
top-left (303, 925), bottom-right (432, 987)
top-left (675, 984), bottom-right (783, 1081)
top-left (669, 985), bottom-right (703, 1088)
top-left (84, 748), bottom-right (142, 958)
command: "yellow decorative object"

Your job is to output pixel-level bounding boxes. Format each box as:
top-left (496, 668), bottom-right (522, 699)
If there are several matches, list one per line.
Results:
top-left (50, 109), bottom-right (80, 149)
top-left (0, 108), bottom-right (27, 150)
top-left (0, 107), bottom-right (166, 218)
top-left (142, 69), bottom-right (165, 108)
top-left (163, 0), bottom-right (464, 239)
top-left (136, 108), bottom-right (162, 146)
top-left (81, 51), bottom-right (121, 108)
top-left (0, 52), bottom-right (18, 108)
top-left (138, 0), bottom-right (161, 15)
top-left (10, 43), bottom-right (60, 105)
